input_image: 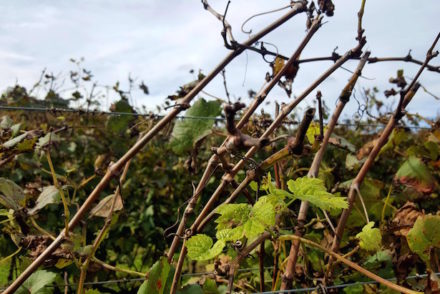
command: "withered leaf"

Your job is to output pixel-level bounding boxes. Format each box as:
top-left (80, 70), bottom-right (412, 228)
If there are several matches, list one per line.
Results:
top-left (89, 194), bottom-right (123, 218)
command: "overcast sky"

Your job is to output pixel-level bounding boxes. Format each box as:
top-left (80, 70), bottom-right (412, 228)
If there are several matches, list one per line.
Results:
top-left (0, 0), bottom-right (439, 120)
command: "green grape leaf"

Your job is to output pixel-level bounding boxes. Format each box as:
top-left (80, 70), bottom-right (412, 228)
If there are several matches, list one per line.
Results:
top-left (16, 270), bottom-right (57, 294)
top-left (17, 137), bottom-right (38, 152)
top-left (216, 227), bottom-right (244, 242)
top-left (84, 290), bottom-right (101, 294)
top-left (186, 234), bottom-right (225, 261)
top-left (380, 128), bottom-right (409, 155)
top-left (364, 250), bottom-right (392, 266)
top-left (406, 215), bottom-right (440, 262)
top-left (137, 257), bottom-right (175, 294)
top-left (215, 203), bottom-right (251, 230)
top-left (0, 116), bottom-right (13, 129)
top-left (343, 284), bottom-right (364, 294)
top-left (0, 259), bottom-right (10, 288)
top-left (346, 154), bottom-right (365, 171)
top-left (395, 156), bottom-right (435, 194)
top-left (329, 134), bottom-right (356, 152)
top-left (356, 222), bottom-right (382, 252)
top-left (249, 181), bottom-right (259, 192)
top-left (36, 132), bottom-right (60, 151)
top-left (106, 99), bottom-right (136, 135)
top-left (169, 98), bottom-right (221, 155)
top-left (202, 278), bottom-right (220, 294)
top-left (2, 132), bottom-right (27, 149)
top-left (244, 196), bottom-right (275, 238)
top-left (215, 197), bottom-right (276, 241)
top-left (10, 123), bottom-right (21, 136)
top-left (260, 172), bottom-right (276, 193)
top-left (28, 186), bottom-right (60, 215)
top-left (0, 178), bottom-right (25, 210)
top-left (286, 177), bottom-right (347, 211)
top-left (177, 284), bottom-right (203, 294)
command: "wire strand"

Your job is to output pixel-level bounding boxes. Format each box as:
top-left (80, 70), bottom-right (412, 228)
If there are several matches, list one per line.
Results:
top-left (0, 105), bottom-right (433, 130)
top-left (1, 270), bottom-right (436, 292)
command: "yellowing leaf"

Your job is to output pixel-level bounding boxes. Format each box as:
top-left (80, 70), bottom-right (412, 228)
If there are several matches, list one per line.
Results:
top-left (55, 258), bottom-right (72, 269)
top-left (16, 137), bottom-right (37, 152)
top-left (406, 215), bottom-right (440, 262)
top-left (273, 56), bottom-right (285, 76)
top-left (356, 222), bottom-right (382, 252)
top-left (249, 181), bottom-right (259, 192)
top-left (395, 156), bottom-right (435, 194)
top-left (306, 122), bottom-right (327, 145)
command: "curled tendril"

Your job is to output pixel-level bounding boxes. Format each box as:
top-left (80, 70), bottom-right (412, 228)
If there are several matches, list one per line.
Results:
top-left (241, 3), bottom-right (296, 36)
top-left (352, 88), bottom-right (367, 122)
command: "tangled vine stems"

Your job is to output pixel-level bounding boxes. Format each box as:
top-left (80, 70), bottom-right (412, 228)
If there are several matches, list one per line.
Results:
top-left (226, 228), bottom-right (419, 294)
top-left (77, 159), bottom-right (132, 294)
top-left (167, 9), bottom-right (317, 263)
top-left (2, 3), bottom-right (309, 294)
top-left (280, 51), bottom-right (371, 290)
top-left (325, 32), bottom-right (440, 283)
top-left (170, 16), bottom-right (323, 292)
top-left (46, 150), bottom-right (70, 236)
top-left (248, 45), bottom-right (440, 73)
top-left (196, 107), bottom-right (316, 232)
top-left (278, 235), bottom-right (422, 294)
top-left (170, 34), bottom-right (365, 294)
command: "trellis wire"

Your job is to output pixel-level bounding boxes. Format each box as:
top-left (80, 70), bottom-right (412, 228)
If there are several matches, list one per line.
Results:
top-left (0, 105), bottom-right (226, 122)
top-left (254, 272), bottom-right (440, 293)
top-left (1, 270), bottom-right (437, 292)
top-left (0, 105), bottom-right (432, 130)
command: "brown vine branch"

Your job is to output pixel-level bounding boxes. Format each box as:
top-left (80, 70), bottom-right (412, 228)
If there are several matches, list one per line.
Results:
top-left (325, 32), bottom-right (439, 282)
top-left (166, 5), bottom-right (314, 264)
top-left (316, 91), bottom-right (324, 141)
top-left (246, 45), bottom-right (440, 73)
top-left (77, 159), bottom-right (132, 294)
top-left (280, 51), bottom-right (371, 290)
top-left (279, 235), bottom-right (422, 294)
top-left (2, 4), bottom-right (310, 293)
top-left (357, 0), bottom-right (367, 43)
top-left (196, 108), bottom-right (315, 233)
top-left (194, 36), bottom-right (362, 238)
top-left (170, 28), bottom-right (363, 294)
top-left (46, 150), bottom-right (70, 237)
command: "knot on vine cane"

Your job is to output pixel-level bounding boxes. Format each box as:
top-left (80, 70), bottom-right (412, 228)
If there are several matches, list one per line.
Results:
top-left (224, 103), bottom-right (270, 152)
top-left (184, 228), bottom-right (193, 239)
